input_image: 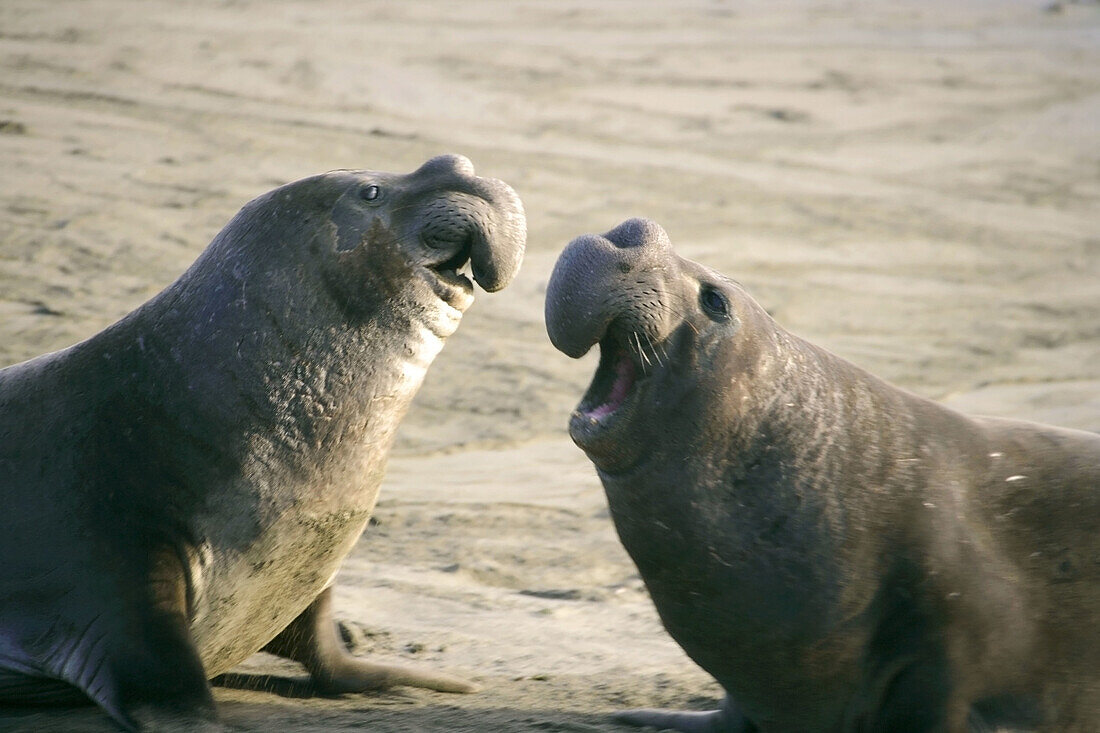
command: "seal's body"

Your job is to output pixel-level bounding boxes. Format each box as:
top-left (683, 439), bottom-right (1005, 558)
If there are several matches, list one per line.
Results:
top-left (545, 218), bottom-right (1099, 732)
top-left (0, 155), bottom-right (525, 731)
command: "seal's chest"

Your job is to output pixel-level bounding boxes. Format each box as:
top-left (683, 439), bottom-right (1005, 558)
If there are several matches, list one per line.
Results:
top-left (185, 341), bottom-right (446, 673)
top-left (189, 503), bottom-right (375, 675)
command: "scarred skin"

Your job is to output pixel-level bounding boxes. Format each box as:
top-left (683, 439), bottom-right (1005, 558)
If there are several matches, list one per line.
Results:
top-left (0, 155), bottom-right (525, 732)
top-left (545, 218), bottom-right (1100, 732)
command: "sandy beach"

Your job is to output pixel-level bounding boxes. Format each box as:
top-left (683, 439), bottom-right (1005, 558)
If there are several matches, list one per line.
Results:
top-left (1, 1), bottom-right (1098, 730)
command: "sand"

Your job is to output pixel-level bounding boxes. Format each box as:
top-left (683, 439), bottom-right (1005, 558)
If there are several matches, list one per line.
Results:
top-left (1, 0), bottom-right (1097, 730)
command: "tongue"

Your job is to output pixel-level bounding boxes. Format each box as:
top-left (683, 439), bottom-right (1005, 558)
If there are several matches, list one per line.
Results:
top-left (587, 352), bottom-right (636, 420)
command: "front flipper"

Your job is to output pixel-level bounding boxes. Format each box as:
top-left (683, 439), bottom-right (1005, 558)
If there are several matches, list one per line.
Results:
top-left (107, 608), bottom-right (222, 732)
top-left (615, 695), bottom-right (756, 733)
top-left (0, 548), bottom-right (222, 732)
top-left (262, 586), bottom-right (477, 694)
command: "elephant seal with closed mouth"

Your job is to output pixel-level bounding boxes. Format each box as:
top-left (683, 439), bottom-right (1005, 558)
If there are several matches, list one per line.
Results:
top-left (0, 154), bottom-right (525, 732)
top-left (545, 218), bottom-right (1099, 732)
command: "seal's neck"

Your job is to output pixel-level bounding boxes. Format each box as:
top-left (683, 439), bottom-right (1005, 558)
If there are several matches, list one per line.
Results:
top-left (101, 257), bottom-right (461, 500)
top-left (602, 327), bottom-right (917, 623)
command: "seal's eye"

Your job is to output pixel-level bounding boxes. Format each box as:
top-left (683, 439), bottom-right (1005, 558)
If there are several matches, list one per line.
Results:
top-left (360, 184), bottom-right (381, 202)
top-left (700, 285), bottom-right (730, 321)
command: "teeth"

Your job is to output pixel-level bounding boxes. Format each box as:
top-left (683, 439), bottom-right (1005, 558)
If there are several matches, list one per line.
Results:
top-left (419, 265), bottom-right (474, 312)
top-left (432, 262), bottom-right (473, 289)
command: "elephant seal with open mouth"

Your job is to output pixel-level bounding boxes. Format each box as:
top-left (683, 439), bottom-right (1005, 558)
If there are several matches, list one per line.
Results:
top-left (0, 154), bottom-right (525, 731)
top-left (545, 218), bottom-right (1099, 732)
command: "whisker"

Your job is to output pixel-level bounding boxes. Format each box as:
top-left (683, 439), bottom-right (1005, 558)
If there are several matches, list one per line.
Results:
top-left (634, 331), bottom-right (652, 373)
top-left (646, 332), bottom-right (667, 368)
top-left (637, 330), bottom-right (657, 370)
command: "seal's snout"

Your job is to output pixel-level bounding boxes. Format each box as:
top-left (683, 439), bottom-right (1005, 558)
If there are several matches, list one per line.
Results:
top-left (403, 154), bottom-right (525, 296)
top-left (464, 178), bottom-right (526, 293)
top-left (417, 186), bottom-right (524, 296)
top-left (545, 219), bottom-right (679, 461)
top-left (545, 218), bottom-right (674, 359)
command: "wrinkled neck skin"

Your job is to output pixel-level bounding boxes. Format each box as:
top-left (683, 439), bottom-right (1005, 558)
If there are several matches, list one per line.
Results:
top-left (176, 205), bottom-right (442, 464)
top-left (144, 221), bottom-right (453, 511)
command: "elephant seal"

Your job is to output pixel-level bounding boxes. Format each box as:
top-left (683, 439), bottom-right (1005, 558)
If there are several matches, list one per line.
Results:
top-left (0, 154), bottom-right (525, 732)
top-left (545, 218), bottom-right (1100, 732)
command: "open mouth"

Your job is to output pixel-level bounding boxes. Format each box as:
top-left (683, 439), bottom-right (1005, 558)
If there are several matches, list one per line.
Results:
top-left (421, 248), bottom-right (474, 309)
top-left (570, 335), bottom-right (651, 444)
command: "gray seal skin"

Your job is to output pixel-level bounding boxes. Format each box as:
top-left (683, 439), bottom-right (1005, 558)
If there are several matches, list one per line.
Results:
top-left (0, 154), bottom-right (525, 732)
top-left (544, 218), bottom-right (1100, 732)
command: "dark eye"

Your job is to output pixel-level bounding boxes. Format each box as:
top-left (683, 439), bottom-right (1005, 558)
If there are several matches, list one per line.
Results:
top-left (700, 285), bottom-right (730, 321)
top-left (360, 184), bottom-right (381, 202)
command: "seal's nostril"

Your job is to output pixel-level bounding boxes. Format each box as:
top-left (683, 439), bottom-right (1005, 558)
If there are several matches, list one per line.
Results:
top-left (423, 228), bottom-right (472, 253)
top-left (420, 197), bottom-right (477, 253)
